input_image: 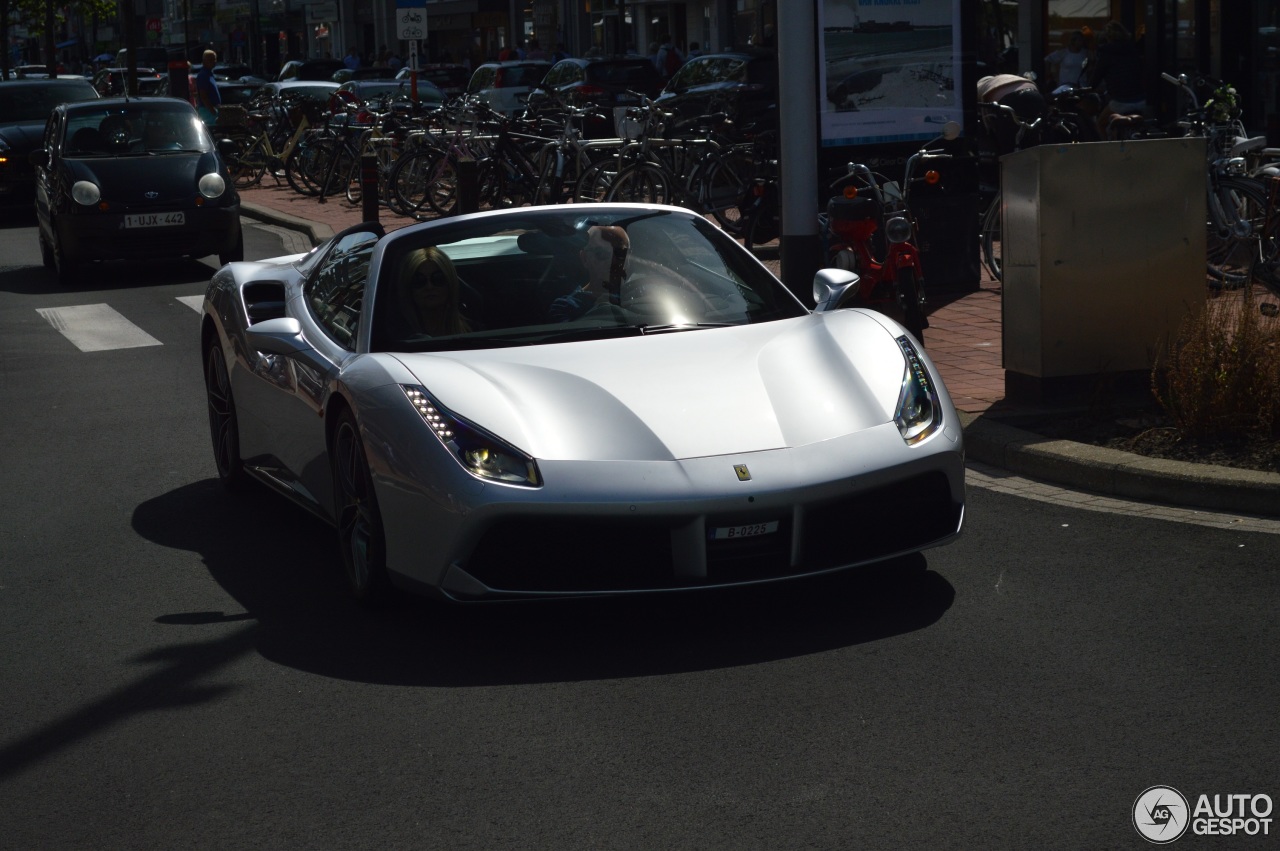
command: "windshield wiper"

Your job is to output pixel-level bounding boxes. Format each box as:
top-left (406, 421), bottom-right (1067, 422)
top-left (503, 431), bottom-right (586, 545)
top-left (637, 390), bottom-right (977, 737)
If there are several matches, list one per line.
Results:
top-left (639, 322), bottom-right (737, 334)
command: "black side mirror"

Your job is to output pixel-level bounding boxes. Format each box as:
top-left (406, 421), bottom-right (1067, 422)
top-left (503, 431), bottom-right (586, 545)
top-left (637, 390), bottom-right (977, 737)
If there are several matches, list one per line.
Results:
top-left (216, 138), bottom-right (240, 159)
top-left (27, 148), bottom-right (48, 169)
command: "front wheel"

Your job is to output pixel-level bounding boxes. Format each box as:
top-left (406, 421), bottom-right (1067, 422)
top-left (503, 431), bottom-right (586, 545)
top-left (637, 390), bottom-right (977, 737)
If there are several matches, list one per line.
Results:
top-left (332, 409), bottom-right (392, 605)
top-left (205, 342), bottom-right (246, 490)
top-left (979, 190), bottom-right (1002, 282)
top-left (896, 266), bottom-right (927, 345)
top-left (218, 227), bottom-right (244, 266)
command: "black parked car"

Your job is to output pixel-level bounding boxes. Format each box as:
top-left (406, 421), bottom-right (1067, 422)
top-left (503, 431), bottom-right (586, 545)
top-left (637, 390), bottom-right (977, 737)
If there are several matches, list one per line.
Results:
top-left (31, 97), bottom-right (242, 284)
top-left (527, 56), bottom-right (664, 112)
top-left (0, 77), bottom-right (99, 210)
top-left (655, 51), bottom-right (778, 137)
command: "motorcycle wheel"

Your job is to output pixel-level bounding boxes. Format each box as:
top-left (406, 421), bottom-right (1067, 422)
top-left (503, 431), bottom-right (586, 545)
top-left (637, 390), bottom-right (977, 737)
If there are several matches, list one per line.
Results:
top-left (896, 266), bottom-right (927, 345)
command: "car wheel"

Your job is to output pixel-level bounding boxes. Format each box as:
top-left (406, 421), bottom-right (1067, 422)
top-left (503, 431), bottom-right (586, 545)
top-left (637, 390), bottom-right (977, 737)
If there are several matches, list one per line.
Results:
top-left (332, 409), bottom-right (391, 605)
top-left (38, 228), bottom-right (54, 269)
top-left (219, 227), bottom-right (244, 266)
top-left (205, 342), bottom-right (246, 490)
top-left (52, 227), bottom-right (80, 287)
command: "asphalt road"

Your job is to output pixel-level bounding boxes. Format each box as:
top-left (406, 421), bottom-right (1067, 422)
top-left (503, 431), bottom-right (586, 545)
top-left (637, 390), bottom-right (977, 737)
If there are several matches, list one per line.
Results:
top-left (0, 215), bottom-right (1277, 849)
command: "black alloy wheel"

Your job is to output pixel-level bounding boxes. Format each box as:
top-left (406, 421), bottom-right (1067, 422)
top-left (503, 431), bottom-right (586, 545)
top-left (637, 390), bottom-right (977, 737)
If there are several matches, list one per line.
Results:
top-left (204, 342), bottom-right (246, 490)
top-left (332, 409), bottom-right (391, 605)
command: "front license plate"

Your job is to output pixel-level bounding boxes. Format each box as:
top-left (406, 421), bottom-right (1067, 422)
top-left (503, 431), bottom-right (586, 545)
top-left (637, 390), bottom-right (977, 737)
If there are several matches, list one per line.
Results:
top-left (710, 521), bottom-right (779, 541)
top-left (124, 212), bottom-right (185, 228)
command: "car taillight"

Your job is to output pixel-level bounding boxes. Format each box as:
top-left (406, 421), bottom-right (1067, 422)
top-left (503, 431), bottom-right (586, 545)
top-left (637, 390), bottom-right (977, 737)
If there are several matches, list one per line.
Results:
top-left (573, 84), bottom-right (607, 97)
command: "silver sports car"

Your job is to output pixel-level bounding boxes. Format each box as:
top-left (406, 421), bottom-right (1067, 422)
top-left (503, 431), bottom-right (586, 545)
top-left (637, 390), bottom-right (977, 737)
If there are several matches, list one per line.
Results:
top-left (201, 205), bottom-right (965, 603)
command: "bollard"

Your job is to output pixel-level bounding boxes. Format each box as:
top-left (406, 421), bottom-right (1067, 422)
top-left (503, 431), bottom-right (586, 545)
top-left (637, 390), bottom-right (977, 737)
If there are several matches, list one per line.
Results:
top-left (455, 156), bottom-right (479, 215)
top-left (361, 151), bottom-right (379, 224)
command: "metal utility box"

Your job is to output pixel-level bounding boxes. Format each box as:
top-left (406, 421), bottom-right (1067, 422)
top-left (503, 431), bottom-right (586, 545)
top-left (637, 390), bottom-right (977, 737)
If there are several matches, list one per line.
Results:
top-left (1001, 137), bottom-right (1206, 385)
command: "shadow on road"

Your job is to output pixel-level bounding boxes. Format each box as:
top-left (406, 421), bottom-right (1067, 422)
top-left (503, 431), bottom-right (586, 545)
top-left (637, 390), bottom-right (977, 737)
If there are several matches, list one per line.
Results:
top-left (129, 478), bottom-right (956, 688)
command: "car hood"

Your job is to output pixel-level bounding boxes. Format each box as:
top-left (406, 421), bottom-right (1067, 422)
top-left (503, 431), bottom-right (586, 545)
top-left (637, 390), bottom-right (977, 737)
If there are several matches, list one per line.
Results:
top-left (66, 152), bottom-right (224, 202)
top-left (393, 311), bottom-right (910, 462)
top-left (0, 122), bottom-right (44, 152)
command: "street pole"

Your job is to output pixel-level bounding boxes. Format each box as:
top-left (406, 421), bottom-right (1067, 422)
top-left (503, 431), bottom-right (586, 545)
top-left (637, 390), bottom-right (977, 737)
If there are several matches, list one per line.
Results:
top-left (776, 0), bottom-right (819, 305)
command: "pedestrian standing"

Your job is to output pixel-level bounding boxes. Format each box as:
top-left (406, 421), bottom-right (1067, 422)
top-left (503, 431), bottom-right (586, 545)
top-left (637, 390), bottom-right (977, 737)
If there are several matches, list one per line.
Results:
top-left (195, 49), bottom-right (220, 125)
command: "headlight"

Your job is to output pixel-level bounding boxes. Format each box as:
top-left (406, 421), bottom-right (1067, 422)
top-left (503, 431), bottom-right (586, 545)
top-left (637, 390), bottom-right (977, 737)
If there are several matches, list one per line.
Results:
top-left (894, 336), bottom-right (941, 444)
top-left (71, 180), bottom-right (101, 206)
top-left (402, 386), bottom-right (541, 487)
top-left (199, 172), bottom-right (226, 198)
top-left (884, 215), bottom-right (913, 244)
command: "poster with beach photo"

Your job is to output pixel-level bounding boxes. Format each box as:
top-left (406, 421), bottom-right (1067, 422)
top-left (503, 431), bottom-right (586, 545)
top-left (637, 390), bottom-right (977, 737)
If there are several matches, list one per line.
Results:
top-left (820, 0), bottom-right (963, 146)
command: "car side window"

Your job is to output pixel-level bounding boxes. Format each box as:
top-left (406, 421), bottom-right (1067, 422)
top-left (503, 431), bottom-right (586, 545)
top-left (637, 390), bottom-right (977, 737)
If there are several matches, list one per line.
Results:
top-left (468, 67), bottom-right (495, 93)
top-left (305, 230), bottom-right (382, 349)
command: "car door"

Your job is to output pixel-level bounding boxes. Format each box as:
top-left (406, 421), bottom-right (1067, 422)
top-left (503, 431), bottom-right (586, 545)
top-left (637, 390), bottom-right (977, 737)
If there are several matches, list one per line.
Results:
top-left (236, 223), bottom-right (384, 513)
top-left (32, 109), bottom-right (62, 240)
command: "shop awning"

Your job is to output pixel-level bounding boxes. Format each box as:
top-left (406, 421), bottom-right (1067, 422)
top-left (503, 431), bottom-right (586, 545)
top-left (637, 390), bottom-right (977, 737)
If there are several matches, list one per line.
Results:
top-left (55, 38), bottom-right (78, 49)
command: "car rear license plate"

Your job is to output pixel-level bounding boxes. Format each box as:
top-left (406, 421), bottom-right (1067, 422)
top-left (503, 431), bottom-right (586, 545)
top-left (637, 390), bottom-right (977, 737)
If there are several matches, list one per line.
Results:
top-left (124, 212), bottom-right (184, 228)
top-left (710, 521), bottom-right (779, 541)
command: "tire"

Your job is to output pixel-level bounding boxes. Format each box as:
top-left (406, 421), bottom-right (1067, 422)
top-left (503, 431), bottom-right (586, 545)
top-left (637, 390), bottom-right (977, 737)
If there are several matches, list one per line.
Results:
top-left (607, 163), bottom-right (671, 205)
top-left (697, 147), bottom-right (756, 236)
top-left (218, 226), bottom-right (244, 266)
top-left (285, 138), bottom-right (328, 196)
top-left (227, 134), bottom-right (267, 189)
top-left (52, 225), bottom-right (80, 287)
top-left (742, 192), bottom-right (779, 253)
top-left (204, 342), bottom-right (246, 491)
top-left (1207, 177), bottom-right (1271, 289)
top-left (38, 228), bottom-right (54, 269)
top-left (331, 408), bottom-right (391, 605)
top-left (571, 159), bottom-right (621, 204)
top-left (896, 266), bottom-right (927, 345)
top-left (980, 191), bottom-right (1002, 282)
top-left (389, 146), bottom-right (445, 219)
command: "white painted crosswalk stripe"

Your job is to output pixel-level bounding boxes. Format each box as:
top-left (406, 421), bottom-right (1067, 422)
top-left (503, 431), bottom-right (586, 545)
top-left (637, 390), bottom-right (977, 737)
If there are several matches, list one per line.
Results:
top-left (176, 295), bottom-right (204, 313)
top-left (36, 303), bottom-right (163, 352)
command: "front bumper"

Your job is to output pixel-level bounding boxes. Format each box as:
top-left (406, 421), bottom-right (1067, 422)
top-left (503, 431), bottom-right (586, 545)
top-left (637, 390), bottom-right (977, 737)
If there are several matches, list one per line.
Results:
top-left (57, 203), bottom-right (240, 261)
top-left (378, 420), bottom-right (966, 600)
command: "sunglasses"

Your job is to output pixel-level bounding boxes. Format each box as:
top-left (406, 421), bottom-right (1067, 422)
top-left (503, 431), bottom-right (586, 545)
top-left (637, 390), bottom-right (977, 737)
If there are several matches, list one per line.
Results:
top-left (413, 268), bottom-right (450, 290)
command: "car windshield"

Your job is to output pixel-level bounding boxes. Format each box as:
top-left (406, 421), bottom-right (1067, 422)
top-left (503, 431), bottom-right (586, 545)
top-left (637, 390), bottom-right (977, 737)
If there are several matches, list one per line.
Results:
top-left (0, 82), bottom-right (98, 123)
top-left (63, 104), bottom-right (210, 156)
top-left (370, 208), bottom-right (805, 353)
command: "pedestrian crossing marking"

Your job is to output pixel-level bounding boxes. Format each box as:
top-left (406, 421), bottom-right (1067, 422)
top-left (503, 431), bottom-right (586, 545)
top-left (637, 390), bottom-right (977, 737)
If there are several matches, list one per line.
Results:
top-left (36, 303), bottom-right (163, 352)
top-left (176, 295), bottom-right (204, 313)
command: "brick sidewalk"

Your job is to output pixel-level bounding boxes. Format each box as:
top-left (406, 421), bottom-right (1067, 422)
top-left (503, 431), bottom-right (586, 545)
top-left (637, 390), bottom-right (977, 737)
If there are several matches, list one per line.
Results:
top-left (237, 181), bottom-right (1009, 413)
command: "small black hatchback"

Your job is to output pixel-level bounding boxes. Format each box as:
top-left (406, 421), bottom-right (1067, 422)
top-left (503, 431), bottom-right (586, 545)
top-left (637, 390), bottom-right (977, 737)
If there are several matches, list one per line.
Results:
top-left (527, 56), bottom-right (664, 111)
top-left (655, 51), bottom-right (778, 138)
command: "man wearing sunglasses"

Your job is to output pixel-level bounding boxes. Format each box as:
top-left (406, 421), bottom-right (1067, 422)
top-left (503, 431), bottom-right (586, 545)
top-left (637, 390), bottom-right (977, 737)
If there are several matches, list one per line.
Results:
top-left (549, 225), bottom-right (631, 322)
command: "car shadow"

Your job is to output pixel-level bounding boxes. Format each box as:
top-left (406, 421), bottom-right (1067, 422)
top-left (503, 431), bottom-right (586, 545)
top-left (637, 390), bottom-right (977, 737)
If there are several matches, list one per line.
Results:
top-left (0, 258), bottom-right (215, 295)
top-left (132, 478), bottom-right (957, 688)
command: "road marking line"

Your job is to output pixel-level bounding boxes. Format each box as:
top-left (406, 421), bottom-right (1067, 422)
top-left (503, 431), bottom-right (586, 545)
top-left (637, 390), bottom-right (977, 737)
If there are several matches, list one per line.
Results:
top-left (176, 295), bottom-right (204, 313)
top-left (36, 303), bottom-right (162, 352)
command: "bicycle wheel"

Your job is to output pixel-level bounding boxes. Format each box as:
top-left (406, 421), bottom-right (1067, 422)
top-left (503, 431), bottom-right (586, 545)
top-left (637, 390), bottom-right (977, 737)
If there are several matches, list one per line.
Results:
top-left (607, 163), bottom-right (673, 205)
top-left (388, 147), bottom-right (445, 219)
top-left (696, 147), bottom-right (756, 236)
top-left (285, 137), bottom-right (328, 197)
top-left (226, 133), bottom-right (267, 189)
top-left (572, 158), bottom-right (622, 203)
top-left (979, 191), bottom-right (1002, 282)
top-left (1207, 177), bottom-right (1271, 289)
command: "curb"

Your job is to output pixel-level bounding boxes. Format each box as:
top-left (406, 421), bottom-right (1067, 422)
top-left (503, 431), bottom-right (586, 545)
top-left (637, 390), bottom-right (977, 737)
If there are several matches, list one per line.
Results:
top-left (960, 412), bottom-right (1280, 518)
top-left (239, 200), bottom-right (335, 247)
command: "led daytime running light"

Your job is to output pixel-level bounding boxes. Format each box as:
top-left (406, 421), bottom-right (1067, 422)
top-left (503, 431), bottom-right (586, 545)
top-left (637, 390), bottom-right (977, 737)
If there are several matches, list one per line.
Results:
top-left (401, 386), bottom-right (541, 487)
top-left (894, 336), bottom-right (941, 444)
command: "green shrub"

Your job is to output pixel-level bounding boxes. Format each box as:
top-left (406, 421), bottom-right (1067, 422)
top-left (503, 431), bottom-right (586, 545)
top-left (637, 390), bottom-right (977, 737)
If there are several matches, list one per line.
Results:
top-left (1152, 288), bottom-right (1280, 440)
